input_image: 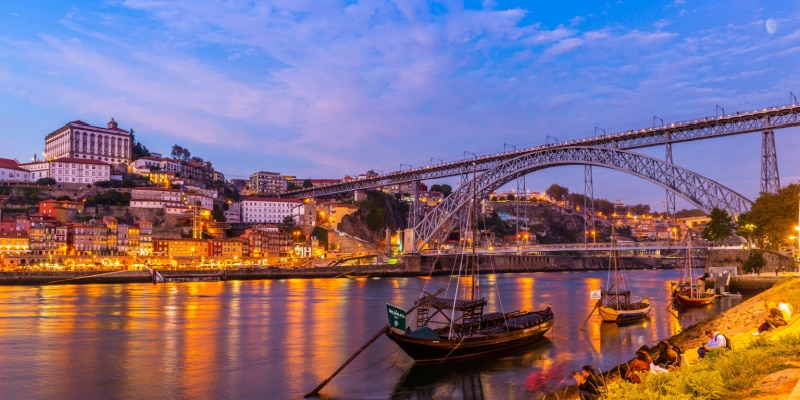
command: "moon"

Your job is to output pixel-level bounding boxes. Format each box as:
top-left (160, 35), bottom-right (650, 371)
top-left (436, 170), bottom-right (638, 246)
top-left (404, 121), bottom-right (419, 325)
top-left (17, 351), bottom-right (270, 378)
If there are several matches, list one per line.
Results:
top-left (766, 18), bottom-right (777, 34)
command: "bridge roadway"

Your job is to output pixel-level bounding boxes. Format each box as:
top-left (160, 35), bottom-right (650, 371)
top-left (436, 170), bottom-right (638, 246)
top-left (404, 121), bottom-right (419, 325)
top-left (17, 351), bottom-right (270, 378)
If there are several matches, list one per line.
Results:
top-left (420, 240), bottom-right (716, 257)
top-left (285, 102), bottom-right (800, 198)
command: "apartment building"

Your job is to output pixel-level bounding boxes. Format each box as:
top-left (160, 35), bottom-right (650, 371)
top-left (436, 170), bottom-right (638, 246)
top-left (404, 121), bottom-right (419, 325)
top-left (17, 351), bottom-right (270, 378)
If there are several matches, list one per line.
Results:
top-left (241, 197), bottom-right (304, 225)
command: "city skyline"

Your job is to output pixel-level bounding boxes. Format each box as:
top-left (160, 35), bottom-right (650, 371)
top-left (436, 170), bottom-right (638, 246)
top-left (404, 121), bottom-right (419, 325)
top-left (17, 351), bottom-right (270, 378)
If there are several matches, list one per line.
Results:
top-left (2, 1), bottom-right (799, 211)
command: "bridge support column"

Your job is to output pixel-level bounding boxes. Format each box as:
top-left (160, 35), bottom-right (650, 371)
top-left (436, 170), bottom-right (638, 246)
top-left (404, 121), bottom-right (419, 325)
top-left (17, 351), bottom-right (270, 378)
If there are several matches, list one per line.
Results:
top-left (516, 175), bottom-right (527, 246)
top-left (583, 165), bottom-right (595, 246)
top-left (665, 141), bottom-right (676, 242)
top-left (761, 129), bottom-right (780, 194)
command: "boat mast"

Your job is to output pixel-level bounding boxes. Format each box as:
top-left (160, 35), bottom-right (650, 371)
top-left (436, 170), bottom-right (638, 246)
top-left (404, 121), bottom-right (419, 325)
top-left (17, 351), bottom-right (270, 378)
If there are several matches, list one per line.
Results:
top-left (470, 162), bottom-right (477, 301)
top-left (687, 234), bottom-right (694, 297)
top-left (611, 223), bottom-right (619, 307)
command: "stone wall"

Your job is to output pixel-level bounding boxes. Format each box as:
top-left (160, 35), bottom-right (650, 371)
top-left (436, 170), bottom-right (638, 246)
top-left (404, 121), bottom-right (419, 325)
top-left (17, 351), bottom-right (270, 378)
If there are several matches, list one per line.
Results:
top-left (706, 248), bottom-right (796, 274)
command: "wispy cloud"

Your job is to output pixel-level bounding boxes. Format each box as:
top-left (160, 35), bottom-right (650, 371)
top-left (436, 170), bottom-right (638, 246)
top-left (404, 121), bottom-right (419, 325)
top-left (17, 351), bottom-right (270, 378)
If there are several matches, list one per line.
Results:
top-left (0, 1), bottom-right (799, 205)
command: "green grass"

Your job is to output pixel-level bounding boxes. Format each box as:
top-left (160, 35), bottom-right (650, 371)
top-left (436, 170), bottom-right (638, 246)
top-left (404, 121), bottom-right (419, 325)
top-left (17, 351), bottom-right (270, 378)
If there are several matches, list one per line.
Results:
top-left (600, 333), bottom-right (800, 399)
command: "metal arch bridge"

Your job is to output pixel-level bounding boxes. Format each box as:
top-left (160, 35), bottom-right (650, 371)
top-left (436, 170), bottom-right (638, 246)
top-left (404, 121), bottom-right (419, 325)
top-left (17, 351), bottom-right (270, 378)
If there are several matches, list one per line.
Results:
top-left (420, 240), bottom-right (710, 256)
top-left (285, 102), bottom-right (800, 199)
top-left (282, 101), bottom-right (800, 252)
top-left (411, 146), bottom-right (752, 253)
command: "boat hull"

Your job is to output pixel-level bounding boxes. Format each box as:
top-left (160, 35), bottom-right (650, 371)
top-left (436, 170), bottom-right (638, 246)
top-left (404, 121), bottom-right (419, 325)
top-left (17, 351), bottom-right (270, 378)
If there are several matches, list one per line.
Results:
top-left (598, 304), bottom-right (651, 322)
top-left (386, 319), bottom-right (553, 364)
top-left (674, 292), bottom-right (715, 307)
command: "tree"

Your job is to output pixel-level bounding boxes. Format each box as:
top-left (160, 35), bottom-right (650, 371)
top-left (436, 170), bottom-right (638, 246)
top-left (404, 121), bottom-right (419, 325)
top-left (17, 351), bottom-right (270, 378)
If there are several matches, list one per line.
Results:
top-left (303, 179), bottom-right (313, 188)
top-left (545, 184), bottom-right (569, 202)
top-left (171, 145), bottom-right (191, 161)
top-left (430, 184), bottom-right (453, 197)
top-left (702, 207), bottom-right (736, 241)
top-left (737, 184), bottom-right (800, 250)
top-left (311, 226), bottom-right (328, 249)
top-left (743, 251), bottom-right (765, 274)
top-left (130, 129), bottom-right (151, 160)
top-left (280, 215), bottom-right (296, 232)
top-left (36, 177), bottom-right (56, 186)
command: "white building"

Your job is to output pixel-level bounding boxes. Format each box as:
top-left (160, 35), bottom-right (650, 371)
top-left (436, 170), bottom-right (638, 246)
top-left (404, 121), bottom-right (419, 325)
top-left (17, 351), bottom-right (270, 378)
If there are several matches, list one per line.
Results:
top-left (0, 158), bottom-right (31, 182)
top-left (223, 202), bottom-right (241, 224)
top-left (44, 118), bottom-right (132, 171)
top-left (47, 158), bottom-right (111, 185)
top-left (241, 197), bottom-right (304, 224)
top-left (21, 161), bottom-right (50, 181)
top-left (129, 188), bottom-right (183, 209)
top-left (130, 187), bottom-right (214, 214)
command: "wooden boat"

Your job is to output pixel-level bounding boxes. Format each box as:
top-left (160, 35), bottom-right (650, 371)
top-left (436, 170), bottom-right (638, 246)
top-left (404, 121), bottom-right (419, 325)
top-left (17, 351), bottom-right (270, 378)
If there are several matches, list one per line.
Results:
top-left (384, 167), bottom-right (554, 364)
top-left (671, 235), bottom-right (715, 307)
top-left (596, 226), bottom-right (650, 323)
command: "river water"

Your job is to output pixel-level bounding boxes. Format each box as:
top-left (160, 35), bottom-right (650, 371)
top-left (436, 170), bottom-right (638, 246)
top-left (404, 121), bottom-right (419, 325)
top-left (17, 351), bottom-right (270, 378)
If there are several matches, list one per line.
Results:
top-left (0, 269), bottom-right (743, 399)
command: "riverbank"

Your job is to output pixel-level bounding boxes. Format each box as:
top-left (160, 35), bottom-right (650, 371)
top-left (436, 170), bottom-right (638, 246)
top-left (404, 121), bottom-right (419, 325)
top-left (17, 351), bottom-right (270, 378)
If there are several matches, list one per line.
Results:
top-left (546, 275), bottom-right (800, 399)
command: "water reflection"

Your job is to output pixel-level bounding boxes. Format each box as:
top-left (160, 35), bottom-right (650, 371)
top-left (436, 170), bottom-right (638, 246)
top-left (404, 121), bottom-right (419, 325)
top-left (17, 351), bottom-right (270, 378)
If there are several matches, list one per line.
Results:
top-left (0, 270), bottom-right (744, 399)
top-left (392, 338), bottom-right (556, 400)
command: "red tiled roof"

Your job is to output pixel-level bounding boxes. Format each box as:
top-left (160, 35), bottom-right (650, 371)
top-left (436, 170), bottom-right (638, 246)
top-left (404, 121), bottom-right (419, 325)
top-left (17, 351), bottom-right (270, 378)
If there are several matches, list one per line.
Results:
top-left (0, 158), bottom-right (19, 168)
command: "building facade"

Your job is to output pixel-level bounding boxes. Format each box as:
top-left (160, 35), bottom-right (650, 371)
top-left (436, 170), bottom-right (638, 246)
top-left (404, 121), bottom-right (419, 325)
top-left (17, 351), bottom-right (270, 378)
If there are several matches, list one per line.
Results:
top-left (248, 171), bottom-right (286, 195)
top-left (47, 158), bottom-right (112, 185)
top-left (240, 197), bottom-right (303, 225)
top-left (44, 119), bottom-right (132, 171)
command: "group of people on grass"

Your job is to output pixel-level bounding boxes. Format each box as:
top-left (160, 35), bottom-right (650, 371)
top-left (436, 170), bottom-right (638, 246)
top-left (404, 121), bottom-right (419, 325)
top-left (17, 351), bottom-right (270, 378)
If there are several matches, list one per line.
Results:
top-left (572, 327), bottom-right (728, 399)
top-left (570, 339), bottom-right (684, 399)
top-left (572, 299), bottom-right (795, 399)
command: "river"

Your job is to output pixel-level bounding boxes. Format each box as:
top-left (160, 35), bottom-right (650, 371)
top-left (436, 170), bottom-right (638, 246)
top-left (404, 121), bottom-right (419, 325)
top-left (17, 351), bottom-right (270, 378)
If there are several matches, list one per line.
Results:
top-left (0, 269), bottom-right (743, 399)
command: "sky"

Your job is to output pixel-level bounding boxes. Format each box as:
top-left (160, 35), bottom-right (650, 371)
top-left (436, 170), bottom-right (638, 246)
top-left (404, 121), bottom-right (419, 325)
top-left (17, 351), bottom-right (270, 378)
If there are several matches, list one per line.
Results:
top-left (1, 1), bottom-right (800, 212)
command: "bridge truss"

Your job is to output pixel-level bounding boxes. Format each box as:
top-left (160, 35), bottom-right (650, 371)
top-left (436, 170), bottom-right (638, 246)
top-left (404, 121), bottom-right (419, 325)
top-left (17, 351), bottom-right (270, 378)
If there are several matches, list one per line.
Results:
top-left (286, 103), bottom-right (800, 199)
top-left (411, 147), bottom-right (752, 253)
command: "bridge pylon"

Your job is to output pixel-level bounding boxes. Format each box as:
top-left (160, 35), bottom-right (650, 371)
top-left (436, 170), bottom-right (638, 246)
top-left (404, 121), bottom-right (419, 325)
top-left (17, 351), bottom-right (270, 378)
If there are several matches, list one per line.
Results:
top-left (761, 129), bottom-right (780, 194)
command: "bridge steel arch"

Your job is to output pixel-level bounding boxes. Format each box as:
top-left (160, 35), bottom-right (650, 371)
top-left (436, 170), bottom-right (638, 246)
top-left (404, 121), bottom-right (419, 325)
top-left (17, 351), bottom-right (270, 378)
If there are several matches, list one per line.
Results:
top-left (412, 146), bottom-right (752, 253)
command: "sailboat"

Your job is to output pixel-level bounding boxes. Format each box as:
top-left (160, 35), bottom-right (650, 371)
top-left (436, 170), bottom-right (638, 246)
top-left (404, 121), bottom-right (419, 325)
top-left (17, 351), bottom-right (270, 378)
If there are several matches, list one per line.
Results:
top-left (596, 226), bottom-right (651, 322)
top-left (384, 169), bottom-right (554, 364)
top-left (672, 234), bottom-right (715, 307)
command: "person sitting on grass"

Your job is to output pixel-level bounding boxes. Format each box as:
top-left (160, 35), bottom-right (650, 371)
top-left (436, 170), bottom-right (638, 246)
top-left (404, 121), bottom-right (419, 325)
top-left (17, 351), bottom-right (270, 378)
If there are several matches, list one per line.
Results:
top-left (624, 350), bottom-right (651, 383)
top-left (572, 365), bottom-right (603, 400)
top-left (698, 329), bottom-right (726, 358)
top-left (757, 300), bottom-right (788, 334)
top-left (654, 340), bottom-right (681, 370)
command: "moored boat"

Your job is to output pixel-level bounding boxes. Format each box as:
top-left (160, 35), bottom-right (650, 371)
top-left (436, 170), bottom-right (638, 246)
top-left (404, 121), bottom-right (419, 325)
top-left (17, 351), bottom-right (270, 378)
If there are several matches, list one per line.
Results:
top-left (596, 226), bottom-right (650, 323)
top-left (671, 235), bottom-right (715, 307)
top-left (384, 165), bottom-right (554, 364)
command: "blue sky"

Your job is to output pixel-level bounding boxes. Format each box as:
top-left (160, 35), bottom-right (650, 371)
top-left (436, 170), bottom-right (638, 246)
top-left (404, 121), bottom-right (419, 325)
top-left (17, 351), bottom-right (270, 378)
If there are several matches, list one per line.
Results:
top-left (1, 1), bottom-right (799, 211)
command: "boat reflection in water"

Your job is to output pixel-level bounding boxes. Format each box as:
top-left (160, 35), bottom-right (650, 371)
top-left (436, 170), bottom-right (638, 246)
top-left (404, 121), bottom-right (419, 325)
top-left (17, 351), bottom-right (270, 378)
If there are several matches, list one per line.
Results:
top-left (391, 338), bottom-right (556, 399)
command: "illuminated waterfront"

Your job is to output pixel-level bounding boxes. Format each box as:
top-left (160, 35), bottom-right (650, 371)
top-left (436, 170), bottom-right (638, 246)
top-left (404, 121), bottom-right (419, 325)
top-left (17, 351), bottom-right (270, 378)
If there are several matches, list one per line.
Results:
top-left (0, 270), bottom-right (742, 399)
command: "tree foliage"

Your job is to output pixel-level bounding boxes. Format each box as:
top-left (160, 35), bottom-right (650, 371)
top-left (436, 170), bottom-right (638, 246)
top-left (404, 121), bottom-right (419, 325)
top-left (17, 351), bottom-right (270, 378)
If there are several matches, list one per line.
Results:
top-left (545, 184), bottom-right (569, 202)
top-left (303, 179), bottom-right (313, 188)
top-left (36, 177), bottom-right (56, 186)
top-left (280, 215), bottom-right (296, 232)
top-left (84, 190), bottom-right (131, 206)
top-left (311, 226), bottom-right (328, 249)
top-left (171, 144), bottom-right (191, 161)
top-left (702, 207), bottom-right (736, 241)
top-left (130, 130), bottom-right (151, 161)
top-left (742, 251), bottom-right (765, 273)
top-left (737, 183), bottom-right (800, 250)
top-left (430, 184), bottom-right (453, 197)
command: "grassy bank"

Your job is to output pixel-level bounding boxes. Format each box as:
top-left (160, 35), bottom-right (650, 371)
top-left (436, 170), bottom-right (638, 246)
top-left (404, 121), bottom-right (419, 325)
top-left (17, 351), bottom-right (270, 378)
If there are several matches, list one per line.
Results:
top-left (547, 276), bottom-right (800, 399)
